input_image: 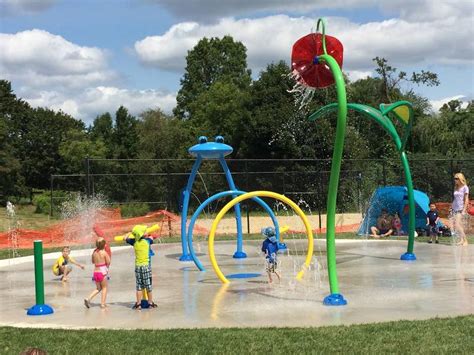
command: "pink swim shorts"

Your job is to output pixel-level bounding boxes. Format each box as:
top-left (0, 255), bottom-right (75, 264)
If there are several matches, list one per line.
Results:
top-left (93, 272), bottom-right (105, 283)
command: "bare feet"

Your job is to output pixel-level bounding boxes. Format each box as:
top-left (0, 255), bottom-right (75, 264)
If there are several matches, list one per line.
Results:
top-left (100, 304), bottom-right (107, 309)
top-left (84, 298), bottom-right (90, 308)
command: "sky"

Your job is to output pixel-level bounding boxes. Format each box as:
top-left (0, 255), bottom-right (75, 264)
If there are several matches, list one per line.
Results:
top-left (0, 0), bottom-right (473, 123)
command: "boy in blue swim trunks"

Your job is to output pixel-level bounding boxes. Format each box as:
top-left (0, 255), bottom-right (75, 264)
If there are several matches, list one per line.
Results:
top-left (261, 227), bottom-right (281, 283)
top-left (125, 225), bottom-right (157, 309)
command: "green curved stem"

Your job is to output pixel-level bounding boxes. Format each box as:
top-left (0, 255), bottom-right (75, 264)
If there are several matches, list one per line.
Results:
top-left (319, 54), bottom-right (346, 294)
top-left (309, 101), bottom-right (415, 254)
top-left (316, 18), bottom-right (328, 55)
top-left (310, 102), bottom-right (416, 255)
top-left (400, 151), bottom-right (416, 253)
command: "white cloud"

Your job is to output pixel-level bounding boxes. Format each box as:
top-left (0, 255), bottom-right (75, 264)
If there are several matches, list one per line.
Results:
top-left (22, 86), bottom-right (176, 122)
top-left (0, 29), bottom-right (116, 90)
top-left (380, 0), bottom-right (473, 22)
top-left (346, 70), bottom-right (372, 82)
top-left (147, 0), bottom-right (473, 23)
top-left (3, 1), bottom-right (473, 121)
top-left (1, 29), bottom-right (175, 121)
top-left (146, 0), bottom-right (372, 22)
top-left (0, 0), bottom-right (58, 15)
top-left (134, 14), bottom-right (473, 75)
top-left (429, 95), bottom-right (468, 112)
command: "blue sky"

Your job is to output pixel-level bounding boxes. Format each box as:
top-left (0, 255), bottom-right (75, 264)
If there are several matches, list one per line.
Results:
top-left (1, 0), bottom-right (473, 122)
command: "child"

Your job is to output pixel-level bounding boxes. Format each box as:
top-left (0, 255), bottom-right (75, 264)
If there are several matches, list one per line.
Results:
top-left (392, 212), bottom-right (402, 236)
top-left (52, 246), bottom-right (84, 281)
top-left (261, 226), bottom-right (281, 283)
top-left (126, 225), bottom-right (157, 309)
top-left (426, 202), bottom-right (440, 244)
top-left (370, 209), bottom-right (393, 238)
top-left (84, 237), bottom-right (111, 309)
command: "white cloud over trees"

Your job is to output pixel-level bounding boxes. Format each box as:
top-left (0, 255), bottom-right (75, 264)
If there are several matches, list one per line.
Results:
top-left (134, 13), bottom-right (473, 75)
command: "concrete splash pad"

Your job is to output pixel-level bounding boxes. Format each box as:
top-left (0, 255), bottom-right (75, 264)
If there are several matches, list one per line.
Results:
top-left (0, 240), bottom-right (472, 329)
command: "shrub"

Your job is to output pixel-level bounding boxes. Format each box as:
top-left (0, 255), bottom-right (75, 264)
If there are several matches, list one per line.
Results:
top-left (120, 202), bottom-right (150, 217)
top-left (33, 190), bottom-right (72, 215)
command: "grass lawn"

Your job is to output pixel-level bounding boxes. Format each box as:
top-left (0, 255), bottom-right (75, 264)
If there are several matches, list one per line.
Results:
top-left (0, 246), bottom-right (66, 260)
top-left (0, 205), bottom-right (58, 233)
top-left (0, 315), bottom-right (472, 354)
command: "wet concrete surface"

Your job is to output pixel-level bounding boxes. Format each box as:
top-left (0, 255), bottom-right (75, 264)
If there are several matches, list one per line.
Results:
top-left (0, 240), bottom-right (472, 329)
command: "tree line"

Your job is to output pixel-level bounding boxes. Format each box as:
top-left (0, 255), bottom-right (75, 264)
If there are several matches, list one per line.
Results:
top-left (1, 35), bottom-right (473, 206)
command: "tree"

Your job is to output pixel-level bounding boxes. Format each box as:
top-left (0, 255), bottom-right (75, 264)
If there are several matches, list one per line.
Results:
top-left (188, 80), bottom-right (250, 156)
top-left (20, 108), bottom-right (84, 189)
top-left (0, 80), bottom-right (29, 199)
top-left (137, 109), bottom-right (193, 159)
top-left (89, 112), bottom-right (114, 158)
top-left (1, 81), bottom-right (88, 190)
top-left (440, 99), bottom-right (463, 113)
top-left (414, 100), bottom-right (474, 157)
top-left (243, 61), bottom-right (302, 158)
top-left (59, 129), bottom-right (107, 174)
top-left (0, 117), bottom-right (24, 202)
top-left (344, 59), bottom-right (440, 158)
top-left (113, 106), bottom-right (139, 159)
top-left (174, 36), bottom-right (252, 119)
top-left (373, 56), bottom-right (440, 103)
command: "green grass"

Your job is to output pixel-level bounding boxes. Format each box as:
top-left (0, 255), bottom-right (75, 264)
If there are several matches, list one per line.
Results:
top-left (0, 246), bottom-right (66, 260)
top-left (0, 315), bottom-right (472, 354)
top-left (0, 204), bottom-right (59, 233)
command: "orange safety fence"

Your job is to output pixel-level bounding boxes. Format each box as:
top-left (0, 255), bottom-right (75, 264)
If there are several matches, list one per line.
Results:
top-left (0, 209), bottom-right (210, 250)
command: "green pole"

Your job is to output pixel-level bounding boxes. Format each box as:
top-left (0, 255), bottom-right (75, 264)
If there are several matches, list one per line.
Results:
top-left (33, 240), bottom-right (45, 305)
top-left (319, 54), bottom-right (347, 295)
top-left (27, 240), bottom-right (53, 315)
top-left (400, 152), bottom-right (416, 254)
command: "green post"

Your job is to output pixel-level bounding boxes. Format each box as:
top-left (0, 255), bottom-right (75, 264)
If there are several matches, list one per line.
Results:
top-left (34, 240), bottom-right (45, 305)
top-left (27, 240), bottom-right (54, 315)
top-left (400, 151), bottom-right (416, 257)
top-left (319, 54), bottom-right (347, 303)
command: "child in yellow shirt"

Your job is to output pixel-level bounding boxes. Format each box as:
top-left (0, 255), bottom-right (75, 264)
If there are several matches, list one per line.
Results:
top-left (125, 225), bottom-right (157, 309)
top-left (52, 246), bottom-right (84, 281)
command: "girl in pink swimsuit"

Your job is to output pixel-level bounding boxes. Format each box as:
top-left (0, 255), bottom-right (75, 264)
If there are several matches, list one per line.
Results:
top-left (84, 237), bottom-right (111, 309)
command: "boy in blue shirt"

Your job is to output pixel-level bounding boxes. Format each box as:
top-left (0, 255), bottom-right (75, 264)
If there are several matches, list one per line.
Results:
top-left (426, 203), bottom-right (441, 244)
top-left (261, 227), bottom-right (281, 283)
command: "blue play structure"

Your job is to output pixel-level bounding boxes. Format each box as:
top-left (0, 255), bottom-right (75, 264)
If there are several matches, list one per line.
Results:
top-left (358, 186), bottom-right (430, 235)
top-left (180, 136), bottom-right (246, 261)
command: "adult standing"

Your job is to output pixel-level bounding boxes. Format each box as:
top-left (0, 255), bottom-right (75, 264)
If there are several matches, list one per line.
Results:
top-left (451, 173), bottom-right (469, 246)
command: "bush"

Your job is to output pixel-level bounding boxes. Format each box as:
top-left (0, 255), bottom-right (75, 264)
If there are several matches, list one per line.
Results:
top-left (33, 190), bottom-right (72, 215)
top-left (120, 202), bottom-right (150, 217)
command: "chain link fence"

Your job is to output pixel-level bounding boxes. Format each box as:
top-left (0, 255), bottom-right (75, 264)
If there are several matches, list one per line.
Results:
top-left (50, 158), bottom-right (473, 219)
